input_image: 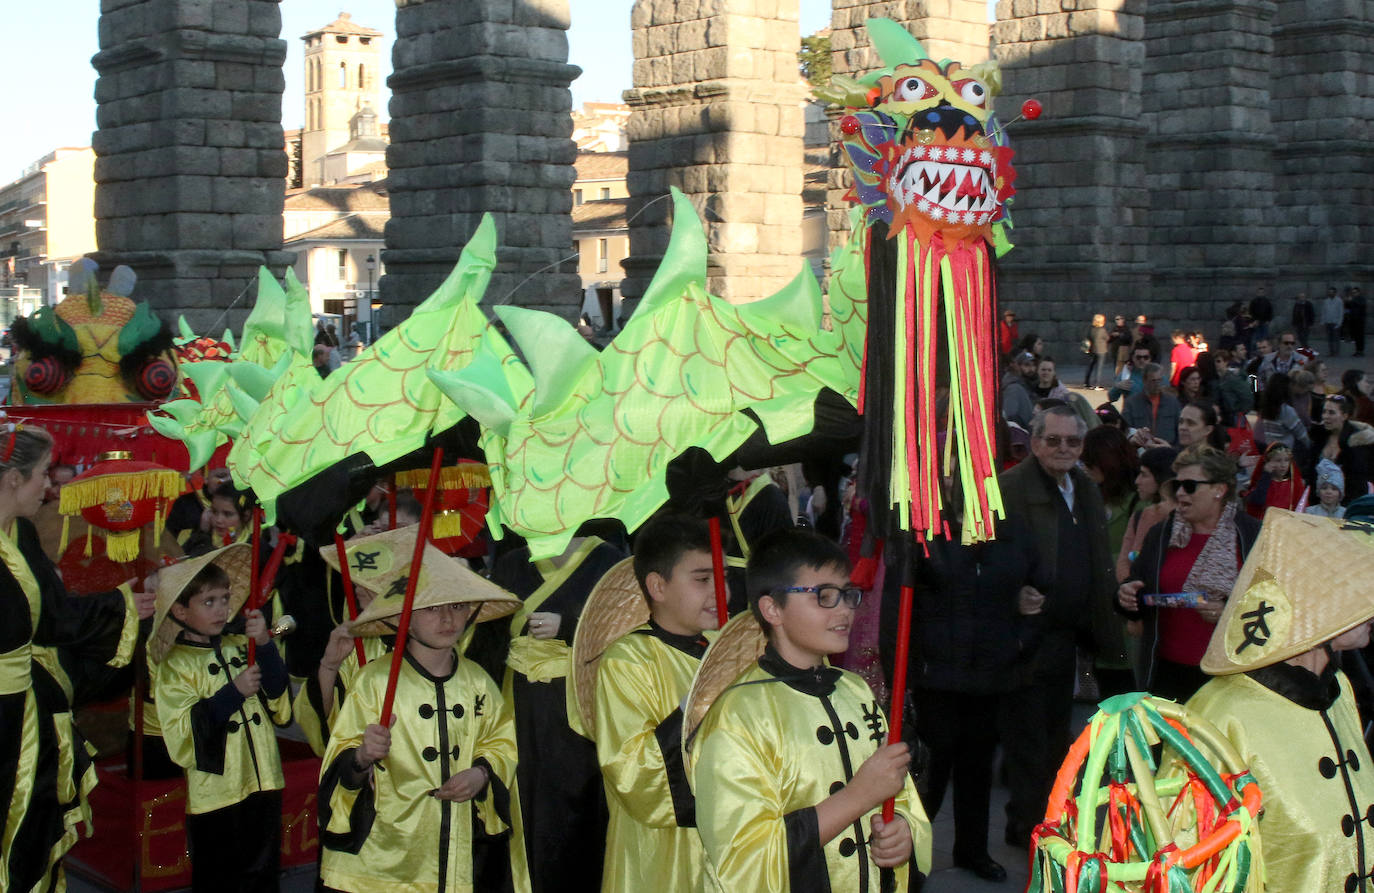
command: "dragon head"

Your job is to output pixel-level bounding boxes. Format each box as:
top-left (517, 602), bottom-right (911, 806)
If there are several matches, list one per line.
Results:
top-left (10, 261), bottom-right (177, 405)
top-left (825, 19), bottom-right (1017, 246)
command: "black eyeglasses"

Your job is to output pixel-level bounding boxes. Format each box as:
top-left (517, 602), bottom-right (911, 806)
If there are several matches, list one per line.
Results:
top-left (1174, 479), bottom-right (1223, 494)
top-left (1039, 435), bottom-right (1083, 448)
top-left (773, 585), bottom-right (864, 609)
top-left (1280, 340), bottom-right (1296, 346)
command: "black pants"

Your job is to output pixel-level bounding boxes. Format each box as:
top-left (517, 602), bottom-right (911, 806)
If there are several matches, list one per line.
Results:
top-left (999, 668), bottom-right (1074, 840)
top-left (914, 689), bottom-right (1001, 860)
top-left (187, 790), bottom-right (282, 892)
top-left (1084, 352), bottom-right (1108, 388)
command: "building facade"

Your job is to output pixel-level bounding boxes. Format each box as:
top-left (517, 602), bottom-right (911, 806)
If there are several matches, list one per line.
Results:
top-left (284, 181), bottom-right (387, 339)
top-left (0, 148), bottom-right (96, 313)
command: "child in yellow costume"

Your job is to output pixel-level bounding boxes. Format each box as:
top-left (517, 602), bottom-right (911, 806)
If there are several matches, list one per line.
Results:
top-left (687, 528), bottom-right (931, 892)
top-left (1188, 509), bottom-right (1374, 893)
top-left (317, 527), bottom-right (521, 893)
top-left (150, 542), bottom-right (291, 891)
top-left (568, 513), bottom-right (720, 893)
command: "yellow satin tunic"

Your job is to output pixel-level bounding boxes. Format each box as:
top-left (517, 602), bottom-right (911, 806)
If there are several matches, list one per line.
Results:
top-left (319, 651), bottom-right (517, 893)
top-left (689, 661), bottom-right (931, 893)
top-left (293, 636), bottom-right (391, 756)
top-left (154, 636), bottom-right (291, 814)
top-left (593, 627), bottom-right (706, 893)
top-left (1187, 669), bottom-right (1374, 893)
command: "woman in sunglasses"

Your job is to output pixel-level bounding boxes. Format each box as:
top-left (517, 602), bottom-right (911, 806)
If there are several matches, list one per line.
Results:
top-left (1306, 395), bottom-right (1372, 506)
top-left (1115, 445), bottom-right (1261, 702)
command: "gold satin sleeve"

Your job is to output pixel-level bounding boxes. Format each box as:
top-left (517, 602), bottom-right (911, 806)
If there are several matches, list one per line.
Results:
top-left (691, 713), bottom-right (792, 891)
top-left (107, 582), bottom-right (139, 668)
top-left (594, 637), bottom-right (686, 829)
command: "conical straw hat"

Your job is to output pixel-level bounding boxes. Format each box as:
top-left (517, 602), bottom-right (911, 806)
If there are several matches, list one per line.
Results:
top-left (568, 558), bottom-right (649, 737)
top-left (149, 543), bottom-right (253, 664)
top-left (320, 526), bottom-right (519, 636)
top-left (682, 611), bottom-right (768, 754)
top-left (1201, 509), bottom-right (1374, 674)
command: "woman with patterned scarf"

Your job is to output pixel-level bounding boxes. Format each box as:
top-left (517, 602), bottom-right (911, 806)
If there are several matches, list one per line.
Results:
top-left (1115, 445), bottom-right (1262, 701)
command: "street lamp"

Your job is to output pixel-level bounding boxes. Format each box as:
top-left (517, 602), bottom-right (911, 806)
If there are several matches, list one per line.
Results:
top-left (365, 254), bottom-right (376, 342)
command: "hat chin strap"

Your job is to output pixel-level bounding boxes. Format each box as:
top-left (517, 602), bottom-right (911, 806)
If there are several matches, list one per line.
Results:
top-left (169, 613), bottom-right (219, 642)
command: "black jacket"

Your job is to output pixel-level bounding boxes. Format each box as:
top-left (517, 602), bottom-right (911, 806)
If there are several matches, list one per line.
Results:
top-left (1118, 508), bottom-right (1261, 688)
top-left (996, 458), bottom-right (1127, 671)
top-left (878, 515), bottom-right (1047, 696)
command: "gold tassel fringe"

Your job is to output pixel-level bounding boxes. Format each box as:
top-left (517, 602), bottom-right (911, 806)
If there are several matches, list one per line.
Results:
top-left (395, 463), bottom-right (491, 491)
top-left (59, 471), bottom-right (187, 515)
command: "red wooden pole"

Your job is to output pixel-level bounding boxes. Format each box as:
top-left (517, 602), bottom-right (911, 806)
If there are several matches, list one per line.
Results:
top-left (246, 508), bottom-right (262, 665)
top-left (882, 583), bottom-right (914, 822)
top-left (246, 530), bottom-right (295, 666)
top-left (334, 532), bottom-right (368, 667)
top-left (388, 475), bottom-right (398, 530)
top-left (707, 516), bottom-right (729, 625)
top-left (379, 447), bottom-right (444, 726)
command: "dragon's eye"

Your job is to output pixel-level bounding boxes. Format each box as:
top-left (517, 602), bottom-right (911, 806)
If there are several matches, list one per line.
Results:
top-left (953, 78), bottom-right (988, 107)
top-left (893, 76), bottom-right (937, 102)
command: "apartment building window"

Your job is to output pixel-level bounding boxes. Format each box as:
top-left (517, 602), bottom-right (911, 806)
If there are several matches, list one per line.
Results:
top-left (597, 239), bottom-right (608, 274)
top-left (600, 187), bottom-right (611, 200)
top-left (337, 249), bottom-right (348, 280)
top-left (574, 189), bottom-right (583, 205)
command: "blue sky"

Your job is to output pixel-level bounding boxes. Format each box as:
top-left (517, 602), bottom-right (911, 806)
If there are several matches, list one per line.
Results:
top-left (3, 0), bottom-right (985, 180)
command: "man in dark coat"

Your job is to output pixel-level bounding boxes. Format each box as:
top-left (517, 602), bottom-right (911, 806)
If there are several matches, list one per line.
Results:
top-left (995, 404), bottom-right (1126, 847)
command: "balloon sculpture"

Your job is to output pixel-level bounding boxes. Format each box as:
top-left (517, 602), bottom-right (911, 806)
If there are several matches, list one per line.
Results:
top-left (1031, 693), bottom-right (1263, 893)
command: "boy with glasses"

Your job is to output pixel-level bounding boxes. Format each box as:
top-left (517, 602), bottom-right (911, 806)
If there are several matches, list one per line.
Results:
top-left (689, 528), bottom-right (930, 892)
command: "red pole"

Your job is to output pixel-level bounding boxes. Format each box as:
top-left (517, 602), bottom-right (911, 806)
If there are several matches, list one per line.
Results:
top-left (707, 516), bottom-right (729, 624)
top-left (334, 533), bottom-right (368, 667)
top-left (379, 447), bottom-right (444, 726)
top-left (246, 531), bottom-right (295, 666)
top-left (246, 508), bottom-right (262, 665)
top-left (882, 583), bottom-right (914, 822)
top-left (388, 475), bottom-right (398, 530)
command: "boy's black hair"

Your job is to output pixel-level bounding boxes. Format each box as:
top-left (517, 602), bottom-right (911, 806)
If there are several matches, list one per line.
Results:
top-left (175, 561), bottom-right (232, 607)
top-left (746, 528), bottom-right (851, 628)
top-left (632, 512), bottom-right (712, 600)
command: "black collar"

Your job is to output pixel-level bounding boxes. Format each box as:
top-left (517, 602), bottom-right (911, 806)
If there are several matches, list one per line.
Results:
top-left (1246, 659), bottom-right (1341, 710)
top-left (403, 648), bottom-right (459, 683)
top-left (758, 644), bottom-right (842, 697)
top-left (641, 619), bottom-right (709, 659)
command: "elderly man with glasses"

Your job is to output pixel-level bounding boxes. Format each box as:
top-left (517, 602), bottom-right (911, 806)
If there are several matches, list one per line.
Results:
top-left (994, 405), bottom-right (1126, 848)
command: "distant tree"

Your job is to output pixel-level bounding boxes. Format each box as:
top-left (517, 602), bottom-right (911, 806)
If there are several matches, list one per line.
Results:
top-left (799, 33), bottom-right (831, 88)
